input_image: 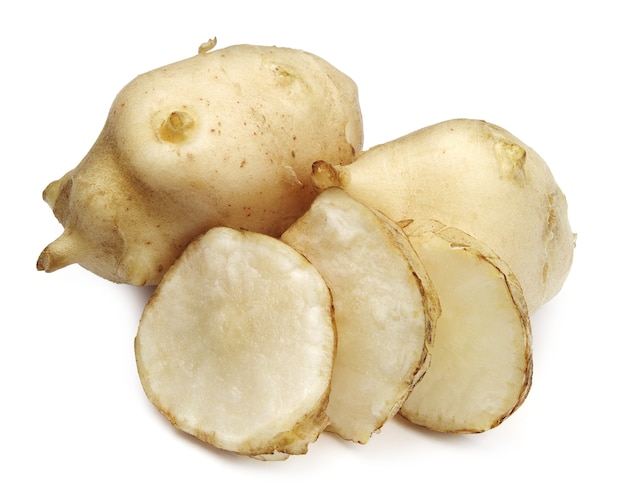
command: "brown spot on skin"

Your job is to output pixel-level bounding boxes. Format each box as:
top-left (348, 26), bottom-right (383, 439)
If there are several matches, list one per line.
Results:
top-left (240, 159), bottom-right (247, 168)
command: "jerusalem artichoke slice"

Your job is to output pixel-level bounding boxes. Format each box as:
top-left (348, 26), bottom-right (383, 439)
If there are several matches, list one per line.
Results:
top-left (282, 188), bottom-right (439, 443)
top-left (135, 227), bottom-right (336, 459)
top-left (399, 220), bottom-right (532, 433)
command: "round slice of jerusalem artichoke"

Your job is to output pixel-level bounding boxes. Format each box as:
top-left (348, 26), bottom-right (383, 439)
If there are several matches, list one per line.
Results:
top-left (38, 41), bottom-right (363, 286)
top-left (135, 227), bottom-right (336, 459)
top-left (399, 220), bottom-right (532, 433)
top-left (281, 188), bottom-right (439, 444)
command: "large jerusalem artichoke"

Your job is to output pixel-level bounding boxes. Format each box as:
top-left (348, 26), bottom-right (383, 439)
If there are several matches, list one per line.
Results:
top-left (312, 119), bottom-right (575, 313)
top-left (37, 42), bottom-right (363, 285)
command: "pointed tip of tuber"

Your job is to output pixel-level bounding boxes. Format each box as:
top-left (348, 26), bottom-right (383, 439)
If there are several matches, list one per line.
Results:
top-left (198, 37), bottom-right (217, 54)
top-left (36, 247), bottom-right (72, 273)
top-left (311, 160), bottom-right (345, 192)
top-left (36, 233), bottom-right (81, 273)
top-left (42, 179), bottom-right (62, 208)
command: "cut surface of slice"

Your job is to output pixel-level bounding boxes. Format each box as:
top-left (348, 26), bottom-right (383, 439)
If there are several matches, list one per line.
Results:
top-left (400, 220), bottom-right (532, 433)
top-left (135, 227), bottom-right (335, 458)
top-left (282, 188), bottom-right (438, 443)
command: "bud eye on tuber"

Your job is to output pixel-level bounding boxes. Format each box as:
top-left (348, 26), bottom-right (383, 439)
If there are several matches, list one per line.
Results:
top-left (158, 111), bottom-right (196, 143)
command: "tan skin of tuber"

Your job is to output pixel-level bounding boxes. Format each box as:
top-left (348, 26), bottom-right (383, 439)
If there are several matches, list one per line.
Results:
top-left (37, 43), bottom-right (363, 285)
top-left (37, 130), bottom-right (198, 283)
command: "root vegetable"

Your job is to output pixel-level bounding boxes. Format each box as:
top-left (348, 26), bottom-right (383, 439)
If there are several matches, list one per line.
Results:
top-left (37, 41), bottom-right (363, 286)
top-left (312, 118), bottom-right (575, 313)
top-left (399, 220), bottom-right (532, 433)
top-left (281, 188), bottom-right (439, 443)
top-left (134, 227), bottom-right (336, 459)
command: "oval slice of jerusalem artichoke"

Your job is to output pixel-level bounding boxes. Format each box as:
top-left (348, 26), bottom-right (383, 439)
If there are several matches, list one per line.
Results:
top-left (399, 220), bottom-right (532, 433)
top-left (135, 227), bottom-right (336, 459)
top-left (282, 188), bottom-right (439, 444)
top-left (38, 41), bottom-right (363, 286)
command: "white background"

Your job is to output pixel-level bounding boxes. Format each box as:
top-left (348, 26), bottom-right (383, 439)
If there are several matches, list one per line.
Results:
top-left (2, 1), bottom-right (623, 488)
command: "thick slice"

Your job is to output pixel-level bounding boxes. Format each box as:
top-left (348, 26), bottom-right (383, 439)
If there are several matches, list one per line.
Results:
top-left (400, 221), bottom-right (532, 433)
top-left (281, 188), bottom-right (438, 443)
top-left (135, 227), bottom-right (336, 459)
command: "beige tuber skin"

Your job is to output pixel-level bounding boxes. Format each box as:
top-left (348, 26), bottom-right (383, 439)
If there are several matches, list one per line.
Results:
top-left (312, 119), bottom-right (575, 313)
top-left (37, 42), bottom-right (363, 285)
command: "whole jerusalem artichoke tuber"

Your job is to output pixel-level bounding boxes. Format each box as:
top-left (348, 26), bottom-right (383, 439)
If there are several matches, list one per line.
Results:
top-left (37, 42), bottom-right (363, 285)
